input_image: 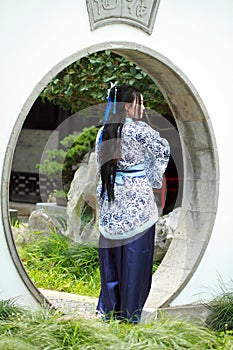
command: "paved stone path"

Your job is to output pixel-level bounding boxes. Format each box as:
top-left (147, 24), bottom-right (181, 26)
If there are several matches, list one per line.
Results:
top-left (39, 289), bottom-right (98, 319)
top-left (39, 289), bottom-right (210, 325)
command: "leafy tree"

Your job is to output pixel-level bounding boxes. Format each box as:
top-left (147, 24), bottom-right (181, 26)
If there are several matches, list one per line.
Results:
top-left (38, 51), bottom-right (172, 200)
top-left (40, 50), bottom-right (170, 115)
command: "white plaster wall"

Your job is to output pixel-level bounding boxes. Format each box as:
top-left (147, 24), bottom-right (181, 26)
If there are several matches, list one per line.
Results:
top-left (0, 0), bottom-right (232, 306)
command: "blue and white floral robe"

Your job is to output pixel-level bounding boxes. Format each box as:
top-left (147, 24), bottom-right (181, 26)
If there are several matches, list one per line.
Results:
top-left (96, 117), bottom-right (170, 240)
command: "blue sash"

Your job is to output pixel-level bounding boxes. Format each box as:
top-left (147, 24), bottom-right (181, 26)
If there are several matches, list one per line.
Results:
top-left (115, 164), bottom-right (145, 184)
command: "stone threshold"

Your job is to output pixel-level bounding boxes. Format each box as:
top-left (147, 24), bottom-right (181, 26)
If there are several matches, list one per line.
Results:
top-left (40, 288), bottom-right (211, 324)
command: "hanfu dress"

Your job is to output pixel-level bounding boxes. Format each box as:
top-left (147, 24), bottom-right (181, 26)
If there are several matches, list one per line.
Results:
top-left (95, 117), bottom-right (170, 322)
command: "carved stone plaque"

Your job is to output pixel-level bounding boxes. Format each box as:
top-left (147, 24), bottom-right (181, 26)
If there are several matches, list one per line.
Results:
top-left (86, 0), bottom-right (160, 35)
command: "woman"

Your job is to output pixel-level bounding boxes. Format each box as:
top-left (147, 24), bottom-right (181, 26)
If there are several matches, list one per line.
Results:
top-left (95, 84), bottom-right (170, 323)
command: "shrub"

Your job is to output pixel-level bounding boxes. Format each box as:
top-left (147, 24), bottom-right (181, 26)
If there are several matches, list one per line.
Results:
top-left (37, 126), bottom-right (99, 198)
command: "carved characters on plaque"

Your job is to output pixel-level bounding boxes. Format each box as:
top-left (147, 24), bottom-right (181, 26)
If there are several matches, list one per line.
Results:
top-left (86, 0), bottom-right (160, 34)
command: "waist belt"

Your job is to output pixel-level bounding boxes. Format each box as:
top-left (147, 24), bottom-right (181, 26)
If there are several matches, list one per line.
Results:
top-left (115, 164), bottom-right (145, 185)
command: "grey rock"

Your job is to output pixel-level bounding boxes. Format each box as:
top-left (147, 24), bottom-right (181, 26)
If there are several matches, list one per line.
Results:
top-left (66, 152), bottom-right (99, 243)
top-left (28, 208), bottom-right (65, 235)
top-left (154, 207), bottom-right (181, 261)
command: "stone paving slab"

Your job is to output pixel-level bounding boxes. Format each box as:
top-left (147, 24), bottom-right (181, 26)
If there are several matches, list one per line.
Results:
top-left (39, 288), bottom-right (209, 324)
top-left (39, 289), bottom-right (98, 319)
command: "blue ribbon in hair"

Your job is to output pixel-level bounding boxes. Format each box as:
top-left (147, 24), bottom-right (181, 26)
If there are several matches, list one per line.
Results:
top-left (103, 96), bottom-right (112, 125)
top-left (99, 83), bottom-right (117, 146)
top-left (113, 86), bottom-right (117, 114)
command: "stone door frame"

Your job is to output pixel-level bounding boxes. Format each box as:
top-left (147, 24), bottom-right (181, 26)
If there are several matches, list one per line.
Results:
top-left (1, 41), bottom-right (219, 308)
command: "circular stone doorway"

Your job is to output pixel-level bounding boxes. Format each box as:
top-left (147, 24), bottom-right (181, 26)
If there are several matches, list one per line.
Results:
top-left (2, 42), bottom-right (219, 308)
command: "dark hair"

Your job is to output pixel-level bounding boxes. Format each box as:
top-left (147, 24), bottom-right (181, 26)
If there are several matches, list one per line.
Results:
top-left (100, 84), bottom-right (142, 202)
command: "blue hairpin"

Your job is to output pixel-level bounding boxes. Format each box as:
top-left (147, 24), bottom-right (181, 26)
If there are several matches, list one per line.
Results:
top-left (99, 83), bottom-right (117, 146)
top-left (113, 87), bottom-right (117, 114)
top-left (103, 82), bottom-right (117, 124)
top-left (103, 96), bottom-right (112, 125)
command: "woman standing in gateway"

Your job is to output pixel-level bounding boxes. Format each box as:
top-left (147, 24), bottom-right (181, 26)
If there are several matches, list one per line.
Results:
top-left (95, 84), bottom-right (170, 323)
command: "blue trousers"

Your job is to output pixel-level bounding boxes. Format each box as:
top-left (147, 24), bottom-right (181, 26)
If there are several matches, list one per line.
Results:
top-left (96, 225), bottom-right (155, 323)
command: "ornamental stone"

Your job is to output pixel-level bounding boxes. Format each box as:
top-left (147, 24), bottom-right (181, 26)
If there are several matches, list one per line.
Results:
top-left (86, 0), bottom-right (160, 34)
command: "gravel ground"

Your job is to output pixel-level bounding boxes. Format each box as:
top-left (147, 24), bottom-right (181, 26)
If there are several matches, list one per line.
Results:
top-left (39, 289), bottom-right (98, 319)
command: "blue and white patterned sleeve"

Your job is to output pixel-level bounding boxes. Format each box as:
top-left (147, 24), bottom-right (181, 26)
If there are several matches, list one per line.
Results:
top-left (136, 122), bottom-right (170, 188)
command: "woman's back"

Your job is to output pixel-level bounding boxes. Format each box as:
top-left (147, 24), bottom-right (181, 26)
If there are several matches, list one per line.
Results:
top-left (96, 117), bottom-right (170, 239)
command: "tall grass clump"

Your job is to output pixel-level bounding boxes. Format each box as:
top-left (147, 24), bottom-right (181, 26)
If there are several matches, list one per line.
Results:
top-left (205, 282), bottom-right (233, 332)
top-left (0, 300), bottom-right (232, 349)
top-left (0, 298), bottom-right (24, 320)
top-left (19, 230), bottom-right (101, 297)
top-left (0, 304), bottom-right (122, 349)
top-left (18, 228), bottom-right (160, 297)
top-left (117, 315), bottom-right (231, 349)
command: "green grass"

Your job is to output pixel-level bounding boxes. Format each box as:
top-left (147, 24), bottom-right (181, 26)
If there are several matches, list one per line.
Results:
top-left (0, 300), bottom-right (232, 350)
top-left (0, 299), bottom-right (24, 320)
top-left (18, 230), bottom-right (101, 297)
top-left (18, 229), bottom-right (159, 297)
top-left (204, 281), bottom-right (233, 332)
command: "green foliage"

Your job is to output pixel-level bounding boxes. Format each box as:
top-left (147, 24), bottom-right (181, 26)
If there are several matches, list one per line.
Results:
top-left (80, 205), bottom-right (93, 230)
top-left (152, 260), bottom-right (160, 274)
top-left (119, 315), bottom-right (227, 349)
top-left (18, 227), bottom-right (159, 297)
top-left (64, 125), bottom-right (98, 169)
top-left (40, 50), bottom-right (169, 115)
top-left (19, 230), bottom-right (100, 297)
top-left (0, 302), bottom-right (232, 349)
top-left (37, 126), bottom-right (99, 195)
top-left (0, 299), bottom-right (24, 321)
top-left (205, 287), bottom-right (233, 332)
top-left (11, 219), bottom-right (21, 228)
top-left (38, 51), bottom-right (172, 198)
